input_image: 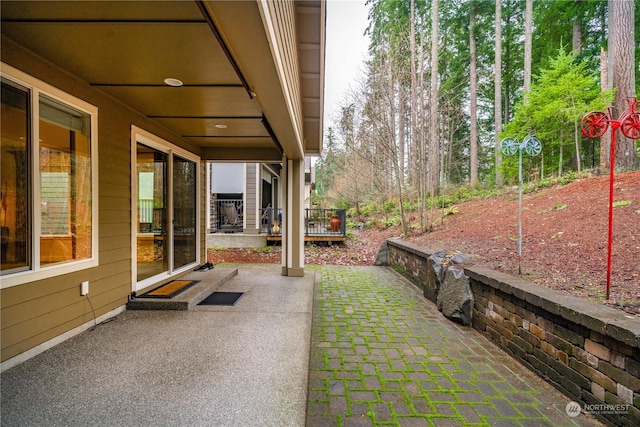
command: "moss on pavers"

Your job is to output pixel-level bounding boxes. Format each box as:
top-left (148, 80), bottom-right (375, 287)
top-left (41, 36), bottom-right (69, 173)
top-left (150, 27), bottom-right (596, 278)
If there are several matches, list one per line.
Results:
top-left (306, 266), bottom-right (602, 427)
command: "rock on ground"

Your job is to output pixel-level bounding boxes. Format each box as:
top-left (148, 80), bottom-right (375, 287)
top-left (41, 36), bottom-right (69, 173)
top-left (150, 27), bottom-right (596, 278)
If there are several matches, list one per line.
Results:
top-left (436, 267), bottom-right (474, 326)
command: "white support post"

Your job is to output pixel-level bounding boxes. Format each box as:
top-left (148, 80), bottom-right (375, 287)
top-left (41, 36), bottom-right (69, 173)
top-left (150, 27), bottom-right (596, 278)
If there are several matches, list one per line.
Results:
top-left (280, 156), bottom-right (305, 277)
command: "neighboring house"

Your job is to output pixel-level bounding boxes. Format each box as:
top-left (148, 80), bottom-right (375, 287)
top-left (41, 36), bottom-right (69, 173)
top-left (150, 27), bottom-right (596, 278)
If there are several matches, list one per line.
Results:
top-left (207, 159), bottom-right (314, 236)
top-left (0, 1), bottom-right (325, 369)
top-left (207, 162), bottom-right (280, 235)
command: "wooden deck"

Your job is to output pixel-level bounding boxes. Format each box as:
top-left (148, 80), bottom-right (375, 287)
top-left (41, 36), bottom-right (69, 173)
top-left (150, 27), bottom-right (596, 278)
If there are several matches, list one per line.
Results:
top-left (266, 234), bottom-right (347, 244)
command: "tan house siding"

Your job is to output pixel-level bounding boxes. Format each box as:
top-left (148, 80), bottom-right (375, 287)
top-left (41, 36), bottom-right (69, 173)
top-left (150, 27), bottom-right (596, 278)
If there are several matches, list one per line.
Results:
top-left (1, 38), bottom-right (203, 363)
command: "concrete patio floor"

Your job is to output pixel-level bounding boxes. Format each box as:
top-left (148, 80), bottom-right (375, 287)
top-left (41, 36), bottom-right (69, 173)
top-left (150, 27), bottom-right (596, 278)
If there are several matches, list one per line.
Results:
top-left (1, 265), bottom-right (314, 427)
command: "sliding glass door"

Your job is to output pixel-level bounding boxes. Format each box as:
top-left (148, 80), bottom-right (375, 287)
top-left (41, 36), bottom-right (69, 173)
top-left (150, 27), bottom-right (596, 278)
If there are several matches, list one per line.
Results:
top-left (134, 129), bottom-right (199, 291)
top-left (172, 155), bottom-right (196, 270)
top-left (136, 143), bottom-right (168, 282)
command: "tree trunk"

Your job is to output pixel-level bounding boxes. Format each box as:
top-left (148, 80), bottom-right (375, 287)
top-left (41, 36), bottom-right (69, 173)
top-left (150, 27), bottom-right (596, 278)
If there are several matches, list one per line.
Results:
top-left (398, 84), bottom-right (405, 186)
top-left (570, 22), bottom-right (586, 174)
top-left (446, 117), bottom-right (453, 184)
top-left (610, 0), bottom-right (637, 171)
top-left (469, 1), bottom-right (479, 186)
top-left (389, 73), bottom-right (397, 191)
top-left (418, 30), bottom-right (426, 141)
top-left (440, 115), bottom-right (447, 185)
top-left (559, 141), bottom-right (563, 177)
top-left (410, 0), bottom-right (417, 170)
top-left (600, 46), bottom-right (610, 172)
top-left (572, 23), bottom-right (582, 56)
top-left (409, 0), bottom-right (422, 229)
top-left (495, 0), bottom-right (503, 186)
top-left (428, 0), bottom-right (440, 199)
top-left (392, 67), bottom-right (408, 236)
top-left (523, 0), bottom-right (532, 98)
top-left (503, 0), bottom-right (512, 123)
top-left (418, 27), bottom-right (428, 230)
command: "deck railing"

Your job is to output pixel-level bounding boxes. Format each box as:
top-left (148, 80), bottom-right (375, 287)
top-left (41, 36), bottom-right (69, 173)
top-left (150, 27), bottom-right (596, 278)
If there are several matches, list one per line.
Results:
top-left (261, 208), bottom-right (347, 237)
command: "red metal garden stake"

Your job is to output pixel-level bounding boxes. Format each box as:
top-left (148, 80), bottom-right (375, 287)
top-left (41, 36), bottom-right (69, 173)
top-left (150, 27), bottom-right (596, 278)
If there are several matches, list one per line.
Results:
top-left (581, 97), bottom-right (640, 301)
top-left (605, 122), bottom-right (618, 300)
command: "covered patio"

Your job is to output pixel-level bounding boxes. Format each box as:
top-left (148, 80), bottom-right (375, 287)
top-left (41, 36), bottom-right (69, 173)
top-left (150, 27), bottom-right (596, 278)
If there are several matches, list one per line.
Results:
top-left (1, 1), bottom-right (325, 369)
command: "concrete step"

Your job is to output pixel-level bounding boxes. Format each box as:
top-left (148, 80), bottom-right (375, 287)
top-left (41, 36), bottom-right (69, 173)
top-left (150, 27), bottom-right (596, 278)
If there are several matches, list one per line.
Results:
top-left (127, 267), bottom-right (238, 311)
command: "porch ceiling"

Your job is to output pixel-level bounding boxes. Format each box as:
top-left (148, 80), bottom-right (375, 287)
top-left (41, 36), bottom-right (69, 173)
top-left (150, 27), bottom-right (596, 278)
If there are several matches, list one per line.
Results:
top-left (0, 0), bottom-right (325, 162)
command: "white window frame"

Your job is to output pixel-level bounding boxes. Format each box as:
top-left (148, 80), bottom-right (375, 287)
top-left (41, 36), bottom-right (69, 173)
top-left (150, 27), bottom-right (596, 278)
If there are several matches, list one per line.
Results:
top-left (131, 126), bottom-right (200, 292)
top-left (1, 63), bottom-right (99, 288)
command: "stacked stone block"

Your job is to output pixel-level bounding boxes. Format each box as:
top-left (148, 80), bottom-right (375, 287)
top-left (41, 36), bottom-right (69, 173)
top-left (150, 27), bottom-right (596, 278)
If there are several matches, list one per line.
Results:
top-left (387, 240), bottom-right (437, 299)
top-left (386, 238), bottom-right (640, 426)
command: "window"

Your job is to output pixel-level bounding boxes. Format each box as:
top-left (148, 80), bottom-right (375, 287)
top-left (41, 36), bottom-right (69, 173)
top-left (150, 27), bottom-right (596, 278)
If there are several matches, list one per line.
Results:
top-left (0, 79), bottom-right (30, 274)
top-left (1, 64), bottom-right (98, 287)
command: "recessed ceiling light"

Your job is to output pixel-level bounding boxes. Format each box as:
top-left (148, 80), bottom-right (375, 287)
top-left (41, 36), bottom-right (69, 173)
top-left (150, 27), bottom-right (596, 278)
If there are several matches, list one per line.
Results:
top-left (164, 78), bottom-right (183, 87)
top-left (214, 124), bottom-right (227, 129)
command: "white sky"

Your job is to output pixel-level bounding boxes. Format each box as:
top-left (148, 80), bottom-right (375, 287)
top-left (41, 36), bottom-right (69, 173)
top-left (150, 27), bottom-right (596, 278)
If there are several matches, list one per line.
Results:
top-left (323, 0), bottom-right (371, 129)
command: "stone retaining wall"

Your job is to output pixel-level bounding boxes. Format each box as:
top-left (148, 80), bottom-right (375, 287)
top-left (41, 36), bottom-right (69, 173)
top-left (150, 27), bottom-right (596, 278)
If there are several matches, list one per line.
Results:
top-left (386, 238), bottom-right (640, 426)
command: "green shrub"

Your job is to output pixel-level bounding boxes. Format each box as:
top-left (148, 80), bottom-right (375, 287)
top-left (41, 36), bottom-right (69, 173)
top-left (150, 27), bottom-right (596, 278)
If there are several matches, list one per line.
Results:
top-left (444, 206), bottom-right (459, 216)
top-left (454, 185), bottom-right (472, 202)
top-left (366, 218), bottom-right (384, 230)
top-left (345, 219), bottom-right (359, 229)
top-left (385, 215), bottom-right (400, 227)
top-left (360, 203), bottom-right (375, 216)
top-left (384, 199), bottom-right (396, 213)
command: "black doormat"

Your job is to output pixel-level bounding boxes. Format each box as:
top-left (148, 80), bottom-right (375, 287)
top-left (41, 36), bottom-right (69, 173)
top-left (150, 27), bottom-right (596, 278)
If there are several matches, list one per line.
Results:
top-left (138, 280), bottom-right (200, 299)
top-left (198, 291), bottom-right (245, 306)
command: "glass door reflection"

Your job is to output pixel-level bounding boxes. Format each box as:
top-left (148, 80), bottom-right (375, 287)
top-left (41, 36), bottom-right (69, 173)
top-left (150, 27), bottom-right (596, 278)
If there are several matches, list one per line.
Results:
top-left (136, 143), bottom-right (167, 282)
top-left (172, 155), bottom-right (196, 270)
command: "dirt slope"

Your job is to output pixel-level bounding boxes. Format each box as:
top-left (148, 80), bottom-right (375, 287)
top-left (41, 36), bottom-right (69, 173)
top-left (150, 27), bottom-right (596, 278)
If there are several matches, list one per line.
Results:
top-left (406, 170), bottom-right (640, 315)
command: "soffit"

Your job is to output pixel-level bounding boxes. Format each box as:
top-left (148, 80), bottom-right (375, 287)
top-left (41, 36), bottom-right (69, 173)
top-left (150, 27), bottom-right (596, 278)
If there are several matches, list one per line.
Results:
top-left (1, 0), bottom-right (325, 161)
top-left (296, 2), bottom-right (325, 156)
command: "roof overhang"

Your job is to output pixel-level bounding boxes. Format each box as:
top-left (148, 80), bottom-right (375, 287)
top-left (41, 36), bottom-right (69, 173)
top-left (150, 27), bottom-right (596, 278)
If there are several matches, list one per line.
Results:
top-left (1, 0), bottom-right (325, 161)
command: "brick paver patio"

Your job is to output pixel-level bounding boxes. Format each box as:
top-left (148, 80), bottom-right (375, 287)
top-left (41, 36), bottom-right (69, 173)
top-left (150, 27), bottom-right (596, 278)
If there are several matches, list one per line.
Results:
top-left (306, 266), bottom-right (603, 427)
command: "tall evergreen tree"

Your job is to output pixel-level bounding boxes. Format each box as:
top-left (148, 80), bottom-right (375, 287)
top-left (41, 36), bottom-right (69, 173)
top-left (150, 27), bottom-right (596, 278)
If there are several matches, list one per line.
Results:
top-left (502, 48), bottom-right (614, 179)
top-left (494, 0), bottom-right (504, 185)
top-left (610, 0), bottom-right (638, 171)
